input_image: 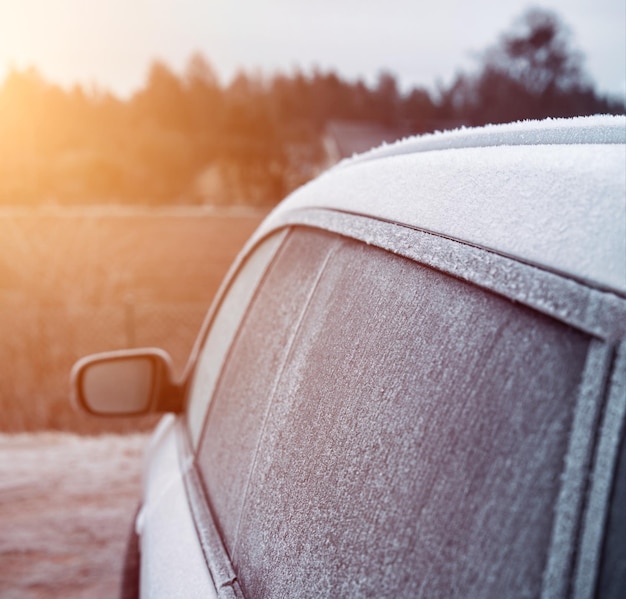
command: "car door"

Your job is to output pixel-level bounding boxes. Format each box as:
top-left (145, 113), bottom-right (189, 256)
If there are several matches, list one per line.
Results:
top-left (187, 220), bottom-right (625, 598)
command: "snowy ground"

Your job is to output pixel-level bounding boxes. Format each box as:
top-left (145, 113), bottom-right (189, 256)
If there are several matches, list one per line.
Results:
top-left (0, 433), bottom-right (149, 599)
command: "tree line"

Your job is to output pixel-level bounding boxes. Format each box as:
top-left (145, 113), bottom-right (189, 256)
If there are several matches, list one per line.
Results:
top-left (0, 8), bottom-right (622, 207)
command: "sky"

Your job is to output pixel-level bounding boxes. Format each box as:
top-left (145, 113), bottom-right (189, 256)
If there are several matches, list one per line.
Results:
top-left (0, 0), bottom-right (624, 100)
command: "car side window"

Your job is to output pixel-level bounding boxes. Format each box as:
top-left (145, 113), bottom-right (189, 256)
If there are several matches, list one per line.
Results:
top-left (185, 231), bottom-right (286, 447)
top-left (196, 228), bottom-right (341, 555)
top-left (198, 227), bottom-right (592, 598)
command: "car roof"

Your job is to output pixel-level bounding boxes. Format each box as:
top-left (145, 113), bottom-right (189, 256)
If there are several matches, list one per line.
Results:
top-left (256, 115), bottom-right (626, 295)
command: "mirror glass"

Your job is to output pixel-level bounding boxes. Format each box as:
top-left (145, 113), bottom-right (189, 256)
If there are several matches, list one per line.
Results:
top-left (81, 357), bottom-right (154, 414)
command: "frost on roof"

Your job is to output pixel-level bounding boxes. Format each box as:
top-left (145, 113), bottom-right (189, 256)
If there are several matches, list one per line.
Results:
top-left (340, 114), bottom-right (626, 167)
top-left (259, 116), bottom-right (626, 294)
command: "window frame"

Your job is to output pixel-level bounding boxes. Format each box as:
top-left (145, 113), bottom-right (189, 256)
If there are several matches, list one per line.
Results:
top-left (178, 209), bottom-right (626, 599)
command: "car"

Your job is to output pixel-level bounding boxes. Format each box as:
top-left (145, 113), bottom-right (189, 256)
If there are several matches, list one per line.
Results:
top-left (71, 114), bottom-right (626, 599)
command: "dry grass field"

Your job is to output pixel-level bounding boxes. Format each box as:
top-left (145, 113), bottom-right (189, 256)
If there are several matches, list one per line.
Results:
top-left (0, 206), bottom-right (266, 432)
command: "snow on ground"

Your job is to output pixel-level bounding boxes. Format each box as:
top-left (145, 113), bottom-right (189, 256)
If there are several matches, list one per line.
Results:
top-left (0, 432), bottom-right (149, 599)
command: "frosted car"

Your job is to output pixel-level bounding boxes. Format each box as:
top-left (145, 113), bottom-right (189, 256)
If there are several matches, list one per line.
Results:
top-left (72, 115), bottom-right (626, 599)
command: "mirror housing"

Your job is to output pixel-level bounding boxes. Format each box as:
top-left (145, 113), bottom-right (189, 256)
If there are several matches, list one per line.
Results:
top-left (71, 348), bottom-right (183, 416)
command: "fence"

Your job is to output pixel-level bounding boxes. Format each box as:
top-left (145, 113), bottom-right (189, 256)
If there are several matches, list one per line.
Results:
top-left (0, 300), bottom-right (209, 433)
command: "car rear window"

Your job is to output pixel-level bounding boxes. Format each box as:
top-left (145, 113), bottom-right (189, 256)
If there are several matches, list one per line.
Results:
top-left (197, 227), bottom-right (590, 598)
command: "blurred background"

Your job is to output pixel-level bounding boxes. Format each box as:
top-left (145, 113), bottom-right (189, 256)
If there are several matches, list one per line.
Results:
top-left (0, 1), bottom-right (624, 207)
top-left (0, 0), bottom-right (624, 432)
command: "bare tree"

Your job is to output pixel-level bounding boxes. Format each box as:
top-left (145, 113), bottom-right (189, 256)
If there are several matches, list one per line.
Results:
top-left (483, 8), bottom-right (590, 96)
top-left (441, 7), bottom-right (623, 125)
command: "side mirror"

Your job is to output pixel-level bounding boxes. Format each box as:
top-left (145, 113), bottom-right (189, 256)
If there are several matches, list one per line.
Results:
top-left (71, 348), bottom-right (183, 416)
